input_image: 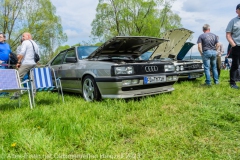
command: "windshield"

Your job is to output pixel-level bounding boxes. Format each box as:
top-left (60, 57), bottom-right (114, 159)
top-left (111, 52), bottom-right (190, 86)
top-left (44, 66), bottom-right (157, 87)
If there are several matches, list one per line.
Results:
top-left (138, 51), bottom-right (152, 60)
top-left (77, 46), bottom-right (98, 60)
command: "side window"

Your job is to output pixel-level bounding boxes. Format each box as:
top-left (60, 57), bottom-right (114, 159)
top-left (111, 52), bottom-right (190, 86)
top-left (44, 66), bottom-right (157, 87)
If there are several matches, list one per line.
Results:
top-left (51, 51), bottom-right (66, 65)
top-left (63, 49), bottom-right (77, 63)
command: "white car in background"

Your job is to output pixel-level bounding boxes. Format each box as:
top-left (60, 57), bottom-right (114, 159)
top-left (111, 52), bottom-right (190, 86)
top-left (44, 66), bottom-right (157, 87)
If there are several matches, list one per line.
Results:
top-left (140, 28), bottom-right (204, 80)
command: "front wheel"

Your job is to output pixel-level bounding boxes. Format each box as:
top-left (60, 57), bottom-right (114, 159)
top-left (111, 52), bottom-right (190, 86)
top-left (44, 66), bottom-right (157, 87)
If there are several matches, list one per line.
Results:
top-left (82, 75), bottom-right (101, 101)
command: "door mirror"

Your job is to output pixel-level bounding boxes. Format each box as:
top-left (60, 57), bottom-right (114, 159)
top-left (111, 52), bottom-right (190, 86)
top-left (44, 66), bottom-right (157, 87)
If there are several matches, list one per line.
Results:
top-left (65, 57), bottom-right (77, 63)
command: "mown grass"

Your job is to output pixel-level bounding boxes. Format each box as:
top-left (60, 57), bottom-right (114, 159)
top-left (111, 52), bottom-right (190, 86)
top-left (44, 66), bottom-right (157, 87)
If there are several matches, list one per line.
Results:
top-left (0, 70), bottom-right (239, 159)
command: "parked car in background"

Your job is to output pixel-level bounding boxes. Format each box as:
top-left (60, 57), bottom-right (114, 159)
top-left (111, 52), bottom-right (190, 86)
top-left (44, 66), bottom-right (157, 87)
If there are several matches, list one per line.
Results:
top-left (140, 28), bottom-right (204, 80)
top-left (47, 36), bottom-right (179, 101)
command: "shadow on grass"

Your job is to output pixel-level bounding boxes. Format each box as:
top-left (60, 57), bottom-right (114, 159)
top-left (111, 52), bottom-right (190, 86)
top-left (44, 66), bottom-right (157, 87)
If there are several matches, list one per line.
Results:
top-left (61, 89), bottom-right (176, 104)
top-left (176, 78), bottom-right (202, 84)
top-left (0, 97), bottom-right (26, 110)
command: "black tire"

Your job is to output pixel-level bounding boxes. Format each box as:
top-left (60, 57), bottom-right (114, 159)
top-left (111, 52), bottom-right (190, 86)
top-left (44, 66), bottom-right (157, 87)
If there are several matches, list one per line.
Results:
top-left (82, 75), bottom-right (101, 101)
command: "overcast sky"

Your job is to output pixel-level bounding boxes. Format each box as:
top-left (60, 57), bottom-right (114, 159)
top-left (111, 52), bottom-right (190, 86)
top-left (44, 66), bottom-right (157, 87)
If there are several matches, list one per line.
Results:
top-left (51, 0), bottom-right (240, 56)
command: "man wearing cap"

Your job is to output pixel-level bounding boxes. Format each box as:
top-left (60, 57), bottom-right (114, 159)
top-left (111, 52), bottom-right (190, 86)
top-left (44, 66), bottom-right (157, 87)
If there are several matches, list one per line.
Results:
top-left (226, 4), bottom-right (240, 89)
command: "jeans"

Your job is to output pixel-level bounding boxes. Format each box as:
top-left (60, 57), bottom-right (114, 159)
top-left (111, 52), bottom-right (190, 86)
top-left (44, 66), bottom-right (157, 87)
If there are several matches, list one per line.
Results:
top-left (22, 73), bottom-right (30, 88)
top-left (202, 50), bottom-right (219, 85)
top-left (230, 46), bottom-right (240, 85)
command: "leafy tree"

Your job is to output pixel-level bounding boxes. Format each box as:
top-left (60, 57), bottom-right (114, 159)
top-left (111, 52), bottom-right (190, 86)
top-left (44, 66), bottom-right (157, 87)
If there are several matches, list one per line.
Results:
top-left (91, 0), bottom-right (182, 42)
top-left (0, 0), bottom-right (67, 64)
top-left (51, 45), bottom-right (70, 59)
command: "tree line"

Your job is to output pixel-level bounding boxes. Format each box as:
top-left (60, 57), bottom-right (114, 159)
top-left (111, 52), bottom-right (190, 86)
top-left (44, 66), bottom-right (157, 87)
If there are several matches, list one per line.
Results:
top-left (0, 0), bottom-right (182, 64)
top-left (0, 0), bottom-right (67, 64)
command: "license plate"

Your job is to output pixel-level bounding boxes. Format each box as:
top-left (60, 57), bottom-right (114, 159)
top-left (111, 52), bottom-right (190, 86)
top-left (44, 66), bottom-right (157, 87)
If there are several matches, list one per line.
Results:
top-left (144, 76), bottom-right (166, 84)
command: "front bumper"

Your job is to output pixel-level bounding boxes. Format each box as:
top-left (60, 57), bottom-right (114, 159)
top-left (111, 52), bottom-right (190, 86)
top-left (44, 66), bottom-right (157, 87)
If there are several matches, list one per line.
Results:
top-left (96, 73), bottom-right (177, 99)
top-left (177, 69), bottom-right (204, 79)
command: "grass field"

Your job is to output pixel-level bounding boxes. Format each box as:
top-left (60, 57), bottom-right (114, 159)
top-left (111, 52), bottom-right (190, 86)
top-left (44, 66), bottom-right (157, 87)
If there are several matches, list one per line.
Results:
top-left (0, 70), bottom-right (239, 159)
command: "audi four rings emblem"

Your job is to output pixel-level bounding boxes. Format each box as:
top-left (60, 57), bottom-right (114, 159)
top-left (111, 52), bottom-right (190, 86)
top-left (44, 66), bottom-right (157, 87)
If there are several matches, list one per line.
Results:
top-left (145, 66), bottom-right (158, 72)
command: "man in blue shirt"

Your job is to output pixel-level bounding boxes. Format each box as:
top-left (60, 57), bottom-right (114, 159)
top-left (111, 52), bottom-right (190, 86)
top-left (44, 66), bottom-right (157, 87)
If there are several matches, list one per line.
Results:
top-left (0, 33), bottom-right (11, 69)
top-left (226, 4), bottom-right (240, 89)
top-left (0, 33), bottom-right (11, 97)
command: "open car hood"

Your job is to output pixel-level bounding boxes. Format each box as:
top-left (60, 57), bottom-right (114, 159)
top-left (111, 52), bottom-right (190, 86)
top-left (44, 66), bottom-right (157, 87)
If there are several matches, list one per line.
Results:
top-left (87, 36), bottom-right (169, 59)
top-left (150, 28), bottom-right (194, 59)
top-left (177, 42), bottom-right (195, 60)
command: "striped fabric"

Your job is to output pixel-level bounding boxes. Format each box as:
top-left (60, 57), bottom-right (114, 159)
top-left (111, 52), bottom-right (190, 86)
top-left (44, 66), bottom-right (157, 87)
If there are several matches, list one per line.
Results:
top-left (33, 67), bottom-right (55, 91)
top-left (0, 69), bottom-right (19, 90)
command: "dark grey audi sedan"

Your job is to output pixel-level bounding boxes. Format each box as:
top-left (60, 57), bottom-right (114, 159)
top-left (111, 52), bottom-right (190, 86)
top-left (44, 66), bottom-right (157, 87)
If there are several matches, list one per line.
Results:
top-left (47, 36), bottom-right (179, 101)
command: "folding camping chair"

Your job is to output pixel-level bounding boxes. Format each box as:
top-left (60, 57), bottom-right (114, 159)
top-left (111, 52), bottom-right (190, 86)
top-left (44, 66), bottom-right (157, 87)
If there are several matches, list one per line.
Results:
top-left (30, 67), bottom-right (64, 108)
top-left (0, 69), bottom-right (33, 109)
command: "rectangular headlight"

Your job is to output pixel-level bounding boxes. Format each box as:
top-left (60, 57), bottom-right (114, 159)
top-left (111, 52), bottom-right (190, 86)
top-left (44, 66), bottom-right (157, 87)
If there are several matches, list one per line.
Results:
top-left (115, 66), bottom-right (134, 75)
top-left (164, 65), bottom-right (175, 72)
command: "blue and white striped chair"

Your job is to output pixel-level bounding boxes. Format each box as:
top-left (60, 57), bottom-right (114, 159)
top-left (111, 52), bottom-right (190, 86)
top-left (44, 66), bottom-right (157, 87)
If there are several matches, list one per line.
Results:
top-left (30, 67), bottom-right (64, 107)
top-left (0, 69), bottom-right (32, 108)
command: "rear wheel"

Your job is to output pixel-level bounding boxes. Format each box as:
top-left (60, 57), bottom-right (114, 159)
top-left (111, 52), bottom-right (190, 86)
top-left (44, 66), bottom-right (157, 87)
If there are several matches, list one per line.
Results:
top-left (82, 75), bottom-right (101, 101)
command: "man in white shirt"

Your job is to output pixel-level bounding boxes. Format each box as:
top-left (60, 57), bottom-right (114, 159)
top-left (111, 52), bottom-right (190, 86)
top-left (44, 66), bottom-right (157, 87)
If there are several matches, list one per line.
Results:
top-left (16, 32), bottom-right (39, 80)
top-left (11, 32), bottom-right (39, 99)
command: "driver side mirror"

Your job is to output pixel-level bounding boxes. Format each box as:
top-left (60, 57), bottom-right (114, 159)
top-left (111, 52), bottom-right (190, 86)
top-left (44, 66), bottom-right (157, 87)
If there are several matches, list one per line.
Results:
top-left (65, 57), bottom-right (77, 63)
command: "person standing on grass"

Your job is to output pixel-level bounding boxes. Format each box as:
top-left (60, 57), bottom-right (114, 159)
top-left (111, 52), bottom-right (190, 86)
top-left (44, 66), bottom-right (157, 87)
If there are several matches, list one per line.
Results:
top-left (197, 24), bottom-right (219, 86)
top-left (216, 36), bottom-right (224, 77)
top-left (226, 4), bottom-right (240, 89)
top-left (0, 33), bottom-right (11, 69)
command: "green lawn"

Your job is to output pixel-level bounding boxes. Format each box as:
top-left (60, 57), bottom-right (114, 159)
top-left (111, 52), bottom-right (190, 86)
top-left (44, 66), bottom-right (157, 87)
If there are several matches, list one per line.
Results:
top-left (0, 70), bottom-right (239, 159)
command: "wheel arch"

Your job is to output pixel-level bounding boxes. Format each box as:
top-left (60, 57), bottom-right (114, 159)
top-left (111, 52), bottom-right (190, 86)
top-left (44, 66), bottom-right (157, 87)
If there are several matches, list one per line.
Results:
top-left (81, 73), bottom-right (96, 86)
top-left (82, 74), bottom-right (102, 101)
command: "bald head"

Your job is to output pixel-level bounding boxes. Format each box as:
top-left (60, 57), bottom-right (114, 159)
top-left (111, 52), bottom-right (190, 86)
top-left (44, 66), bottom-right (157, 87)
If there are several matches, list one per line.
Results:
top-left (22, 32), bottom-right (32, 40)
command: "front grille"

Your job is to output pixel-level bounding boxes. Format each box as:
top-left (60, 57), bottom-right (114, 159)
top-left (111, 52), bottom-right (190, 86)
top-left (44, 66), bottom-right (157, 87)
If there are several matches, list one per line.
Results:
top-left (133, 64), bottom-right (165, 74)
top-left (183, 63), bottom-right (202, 70)
top-left (122, 82), bottom-right (175, 91)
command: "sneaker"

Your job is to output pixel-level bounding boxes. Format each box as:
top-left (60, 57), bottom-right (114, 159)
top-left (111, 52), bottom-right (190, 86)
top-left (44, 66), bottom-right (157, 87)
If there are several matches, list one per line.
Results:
top-left (230, 84), bottom-right (239, 89)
